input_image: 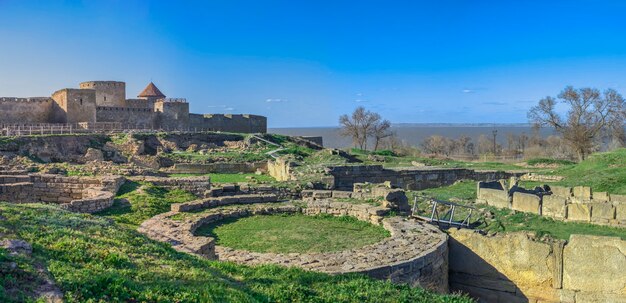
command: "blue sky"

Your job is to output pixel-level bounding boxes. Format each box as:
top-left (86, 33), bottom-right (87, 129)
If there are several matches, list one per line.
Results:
top-left (2, 1), bottom-right (626, 127)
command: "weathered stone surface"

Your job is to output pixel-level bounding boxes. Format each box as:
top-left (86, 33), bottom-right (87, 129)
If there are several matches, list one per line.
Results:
top-left (593, 191), bottom-right (610, 202)
top-left (567, 204), bottom-right (591, 222)
top-left (563, 235), bottom-right (626, 295)
top-left (590, 203), bottom-right (615, 223)
top-left (542, 195), bottom-right (567, 219)
top-left (511, 192), bottom-right (541, 214)
top-left (615, 204), bottom-right (626, 224)
top-left (448, 229), bottom-right (560, 303)
top-left (478, 188), bottom-right (510, 209)
top-left (572, 186), bottom-right (592, 201)
top-left (550, 186), bottom-right (572, 198)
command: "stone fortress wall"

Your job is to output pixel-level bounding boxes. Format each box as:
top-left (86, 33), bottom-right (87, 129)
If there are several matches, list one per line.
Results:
top-left (0, 80), bottom-right (267, 133)
top-left (477, 180), bottom-right (626, 227)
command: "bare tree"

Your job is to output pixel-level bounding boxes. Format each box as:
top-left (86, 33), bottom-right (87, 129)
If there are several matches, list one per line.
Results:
top-left (528, 86), bottom-right (626, 160)
top-left (339, 107), bottom-right (389, 151)
top-left (372, 118), bottom-right (392, 151)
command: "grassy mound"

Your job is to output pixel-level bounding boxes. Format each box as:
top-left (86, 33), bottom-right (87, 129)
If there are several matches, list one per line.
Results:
top-left (0, 203), bottom-right (471, 303)
top-left (97, 181), bottom-right (197, 226)
top-left (196, 214), bottom-right (390, 253)
top-left (548, 148), bottom-right (626, 194)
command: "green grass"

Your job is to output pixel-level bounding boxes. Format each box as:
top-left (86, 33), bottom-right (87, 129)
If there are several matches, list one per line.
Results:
top-left (0, 203), bottom-right (471, 303)
top-left (97, 181), bottom-right (197, 226)
top-left (525, 158), bottom-right (576, 166)
top-left (169, 173), bottom-right (275, 183)
top-left (195, 214), bottom-right (391, 253)
top-left (546, 148), bottom-right (626, 194)
top-left (349, 149), bottom-right (528, 171)
top-left (416, 181), bottom-right (626, 240)
top-left (482, 207), bottom-right (626, 240)
top-left (418, 180), bottom-right (477, 202)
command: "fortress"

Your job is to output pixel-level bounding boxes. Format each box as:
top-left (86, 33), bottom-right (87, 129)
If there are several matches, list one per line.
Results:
top-left (0, 81), bottom-right (267, 133)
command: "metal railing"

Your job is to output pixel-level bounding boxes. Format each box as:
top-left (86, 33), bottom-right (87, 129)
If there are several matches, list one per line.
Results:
top-left (0, 123), bottom-right (222, 137)
top-left (412, 197), bottom-right (478, 229)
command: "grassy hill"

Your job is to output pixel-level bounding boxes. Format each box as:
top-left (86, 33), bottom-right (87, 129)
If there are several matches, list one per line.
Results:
top-left (0, 202), bottom-right (471, 302)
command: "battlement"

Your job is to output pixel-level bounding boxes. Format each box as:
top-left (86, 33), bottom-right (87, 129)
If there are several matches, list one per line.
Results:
top-left (0, 97), bottom-right (52, 103)
top-left (79, 81), bottom-right (126, 88)
top-left (202, 114), bottom-right (263, 119)
top-left (96, 106), bottom-right (153, 112)
top-left (157, 98), bottom-right (187, 103)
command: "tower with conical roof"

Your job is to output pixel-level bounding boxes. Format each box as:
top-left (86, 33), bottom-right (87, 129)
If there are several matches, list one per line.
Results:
top-left (138, 82), bottom-right (166, 104)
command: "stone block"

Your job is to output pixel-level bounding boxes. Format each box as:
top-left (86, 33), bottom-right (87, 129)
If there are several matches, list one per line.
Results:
top-left (312, 190), bottom-right (332, 199)
top-left (563, 235), bottom-right (626, 294)
top-left (590, 203), bottom-right (615, 223)
top-left (511, 192), bottom-right (541, 214)
top-left (572, 186), bottom-right (592, 201)
top-left (478, 188), bottom-right (509, 209)
top-left (611, 194), bottom-right (626, 203)
top-left (331, 191), bottom-right (352, 199)
top-left (614, 204), bottom-right (626, 224)
top-left (566, 204), bottom-right (591, 222)
top-left (542, 195), bottom-right (567, 219)
top-left (592, 191), bottom-right (610, 202)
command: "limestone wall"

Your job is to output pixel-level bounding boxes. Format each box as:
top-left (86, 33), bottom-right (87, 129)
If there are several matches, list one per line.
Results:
top-left (96, 106), bottom-right (158, 128)
top-left (0, 174), bottom-right (124, 213)
top-left (189, 113), bottom-right (267, 133)
top-left (0, 98), bottom-right (54, 124)
top-left (326, 165), bottom-right (520, 190)
top-left (449, 229), bottom-right (626, 303)
top-left (477, 182), bottom-right (626, 227)
top-left (79, 81), bottom-right (126, 107)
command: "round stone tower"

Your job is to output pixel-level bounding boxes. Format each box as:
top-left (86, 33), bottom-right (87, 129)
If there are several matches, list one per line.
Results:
top-left (79, 81), bottom-right (126, 107)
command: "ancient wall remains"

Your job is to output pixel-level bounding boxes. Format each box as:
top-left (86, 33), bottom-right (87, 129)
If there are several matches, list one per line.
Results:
top-left (189, 113), bottom-right (267, 133)
top-left (449, 229), bottom-right (626, 303)
top-left (267, 158), bottom-right (294, 181)
top-left (477, 181), bottom-right (626, 227)
top-left (79, 81), bottom-right (126, 107)
top-left (140, 200), bottom-right (449, 293)
top-left (326, 165), bottom-right (520, 190)
top-left (0, 174), bottom-right (124, 213)
top-left (51, 88), bottom-right (97, 123)
top-left (0, 98), bottom-right (54, 124)
top-left (166, 162), bottom-right (267, 174)
top-left (128, 176), bottom-right (211, 197)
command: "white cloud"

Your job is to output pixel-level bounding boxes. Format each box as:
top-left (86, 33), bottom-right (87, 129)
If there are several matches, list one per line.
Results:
top-left (225, 107), bottom-right (235, 111)
top-left (266, 98), bottom-right (288, 103)
top-left (462, 89), bottom-right (474, 93)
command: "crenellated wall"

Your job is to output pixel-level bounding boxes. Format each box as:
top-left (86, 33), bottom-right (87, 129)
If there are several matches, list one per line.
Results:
top-left (0, 97), bottom-right (54, 124)
top-left (189, 113), bottom-right (267, 133)
top-left (96, 106), bottom-right (158, 128)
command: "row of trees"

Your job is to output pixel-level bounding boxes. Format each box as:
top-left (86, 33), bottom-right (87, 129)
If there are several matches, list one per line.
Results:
top-left (339, 86), bottom-right (626, 160)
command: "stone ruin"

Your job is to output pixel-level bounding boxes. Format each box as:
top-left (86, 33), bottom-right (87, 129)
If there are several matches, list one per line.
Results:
top-left (477, 178), bottom-right (626, 226)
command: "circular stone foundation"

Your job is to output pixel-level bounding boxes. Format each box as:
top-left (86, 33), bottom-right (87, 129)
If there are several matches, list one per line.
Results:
top-left (139, 201), bottom-right (449, 293)
top-left (195, 214), bottom-right (390, 254)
